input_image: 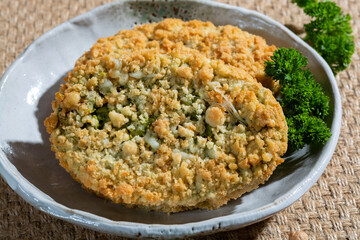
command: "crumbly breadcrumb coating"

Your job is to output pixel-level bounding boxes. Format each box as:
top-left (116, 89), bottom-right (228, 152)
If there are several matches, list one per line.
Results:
top-left (44, 19), bottom-right (287, 212)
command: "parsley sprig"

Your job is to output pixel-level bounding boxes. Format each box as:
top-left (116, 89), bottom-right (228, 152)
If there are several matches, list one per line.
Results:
top-left (265, 48), bottom-right (332, 150)
top-left (292, 0), bottom-right (355, 74)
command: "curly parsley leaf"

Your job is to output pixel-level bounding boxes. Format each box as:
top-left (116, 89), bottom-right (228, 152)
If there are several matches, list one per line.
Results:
top-left (292, 0), bottom-right (355, 74)
top-left (265, 48), bottom-right (331, 150)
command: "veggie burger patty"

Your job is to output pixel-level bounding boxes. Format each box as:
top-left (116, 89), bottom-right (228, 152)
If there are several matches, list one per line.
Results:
top-left (44, 19), bottom-right (288, 212)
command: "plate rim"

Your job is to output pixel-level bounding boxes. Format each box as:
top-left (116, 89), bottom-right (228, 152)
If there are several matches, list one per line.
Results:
top-left (0, 0), bottom-right (342, 238)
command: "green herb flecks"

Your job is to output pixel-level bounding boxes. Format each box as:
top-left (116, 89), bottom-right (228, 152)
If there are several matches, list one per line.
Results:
top-left (92, 105), bottom-right (110, 129)
top-left (130, 115), bottom-right (157, 137)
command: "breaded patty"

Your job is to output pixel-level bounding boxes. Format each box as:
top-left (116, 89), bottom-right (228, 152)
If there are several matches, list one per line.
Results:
top-left (44, 19), bottom-right (287, 212)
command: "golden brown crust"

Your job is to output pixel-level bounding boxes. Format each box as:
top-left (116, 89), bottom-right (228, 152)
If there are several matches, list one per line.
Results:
top-left (45, 19), bottom-right (287, 212)
top-left (136, 19), bottom-right (278, 90)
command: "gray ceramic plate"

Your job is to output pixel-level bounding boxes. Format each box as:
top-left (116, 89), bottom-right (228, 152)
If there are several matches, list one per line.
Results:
top-left (0, 0), bottom-right (341, 238)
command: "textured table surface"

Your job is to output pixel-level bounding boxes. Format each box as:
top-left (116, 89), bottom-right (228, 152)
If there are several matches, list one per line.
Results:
top-left (0, 0), bottom-right (359, 239)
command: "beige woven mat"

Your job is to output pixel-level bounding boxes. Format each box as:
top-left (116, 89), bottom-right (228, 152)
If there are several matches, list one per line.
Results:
top-left (0, 0), bottom-right (359, 239)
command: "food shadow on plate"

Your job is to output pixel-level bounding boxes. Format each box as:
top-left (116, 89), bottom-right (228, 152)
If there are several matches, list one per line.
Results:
top-left (4, 72), bottom-right (311, 225)
top-left (264, 147), bottom-right (312, 185)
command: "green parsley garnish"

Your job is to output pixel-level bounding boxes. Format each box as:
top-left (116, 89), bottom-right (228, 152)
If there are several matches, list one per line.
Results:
top-left (265, 48), bottom-right (331, 150)
top-left (292, 0), bottom-right (355, 74)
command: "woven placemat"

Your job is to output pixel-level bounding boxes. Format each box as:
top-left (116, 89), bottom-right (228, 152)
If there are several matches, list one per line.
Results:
top-left (0, 0), bottom-right (359, 239)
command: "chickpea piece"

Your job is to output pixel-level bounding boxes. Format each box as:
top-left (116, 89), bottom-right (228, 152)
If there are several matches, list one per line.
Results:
top-left (122, 141), bottom-right (138, 156)
top-left (205, 106), bottom-right (225, 127)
